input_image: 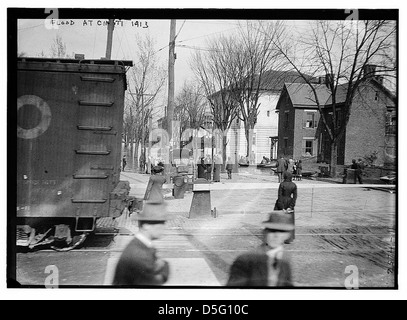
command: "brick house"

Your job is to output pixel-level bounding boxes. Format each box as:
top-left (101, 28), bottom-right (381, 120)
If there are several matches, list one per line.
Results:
top-left (275, 81), bottom-right (331, 160)
top-left (276, 70), bottom-right (396, 167)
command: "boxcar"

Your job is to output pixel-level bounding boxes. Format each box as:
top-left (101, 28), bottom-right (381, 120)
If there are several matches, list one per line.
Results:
top-left (16, 57), bottom-right (133, 250)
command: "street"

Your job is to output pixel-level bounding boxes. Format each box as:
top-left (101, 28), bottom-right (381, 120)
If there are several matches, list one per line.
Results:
top-left (16, 170), bottom-right (396, 288)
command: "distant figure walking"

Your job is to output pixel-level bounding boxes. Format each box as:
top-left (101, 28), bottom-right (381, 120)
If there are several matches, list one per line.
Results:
top-left (122, 155), bottom-right (127, 172)
top-left (144, 166), bottom-right (166, 202)
top-left (274, 172), bottom-right (297, 211)
top-left (274, 172), bottom-right (297, 244)
top-left (351, 159), bottom-right (363, 184)
top-left (276, 156), bottom-right (288, 183)
top-left (296, 160), bottom-right (303, 181)
top-left (287, 159), bottom-right (295, 174)
top-left (226, 157), bottom-right (233, 179)
top-left (204, 154), bottom-right (212, 181)
top-left (250, 151), bottom-right (256, 165)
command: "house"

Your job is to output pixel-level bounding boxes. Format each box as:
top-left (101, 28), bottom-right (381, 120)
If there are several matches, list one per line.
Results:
top-left (275, 67), bottom-right (396, 167)
top-left (224, 70), bottom-right (316, 164)
top-left (275, 80), bottom-right (331, 160)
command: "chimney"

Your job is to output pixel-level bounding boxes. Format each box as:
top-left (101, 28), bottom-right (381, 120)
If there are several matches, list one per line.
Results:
top-left (325, 73), bottom-right (334, 88)
top-left (318, 76), bottom-right (326, 84)
top-left (376, 75), bottom-right (384, 85)
top-left (363, 64), bottom-right (377, 78)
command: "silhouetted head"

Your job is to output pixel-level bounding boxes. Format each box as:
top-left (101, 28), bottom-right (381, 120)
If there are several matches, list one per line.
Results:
top-left (283, 171), bottom-right (293, 182)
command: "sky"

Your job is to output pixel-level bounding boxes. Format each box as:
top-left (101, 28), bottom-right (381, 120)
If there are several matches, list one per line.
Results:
top-left (17, 19), bottom-right (245, 96)
top-left (16, 17), bottom-right (325, 121)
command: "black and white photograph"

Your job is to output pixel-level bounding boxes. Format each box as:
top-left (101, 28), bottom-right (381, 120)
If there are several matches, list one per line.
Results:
top-left (5, 2), bottom-right (403, 301)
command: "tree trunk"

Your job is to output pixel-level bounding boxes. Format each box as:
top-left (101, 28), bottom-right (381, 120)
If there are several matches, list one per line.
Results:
top-left (222, 135), bottom-right (228, 172)
top-left (330, 142), bottom-right (338, 178)
top-left (129, 138), bottom-right (135, 171)
top-left (134, 141), bottom-right (139, 172)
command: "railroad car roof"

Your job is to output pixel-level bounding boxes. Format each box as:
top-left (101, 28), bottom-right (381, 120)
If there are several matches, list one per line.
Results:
top-left (17, 57), bottom-right (133, 67)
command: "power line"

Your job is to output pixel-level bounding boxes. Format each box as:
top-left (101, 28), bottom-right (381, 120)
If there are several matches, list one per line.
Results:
top-left (175, 20), bottom-right (187, 40)
top-left (176, 44), bottom-right (225, 53)
top-left (177, 26), bottom-right (240, 44)
top-left (184, 20), bottom-right (241, 26)
top-left (18, 23), bottom-right (44, 31)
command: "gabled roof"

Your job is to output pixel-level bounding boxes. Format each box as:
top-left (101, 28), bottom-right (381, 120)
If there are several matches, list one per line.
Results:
top-left (325, 83), bottom-right (348, 106)
top-left (255, 70), bottom-right (317, 92)
top-left (279, 77), bottom-right (397, 110)
top-left (280, 82), bottom-right (331, 109)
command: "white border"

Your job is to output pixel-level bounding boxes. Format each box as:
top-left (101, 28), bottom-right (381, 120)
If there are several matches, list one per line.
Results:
top-left (2, 0), bottom-right (405, 301)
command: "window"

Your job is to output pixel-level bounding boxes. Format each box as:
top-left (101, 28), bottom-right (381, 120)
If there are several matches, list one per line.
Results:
top-left (284, 111), bottom-right (289, 128)
top-left (302, 139), bottom-right (314, 157)
top-left (267, 111), bottom-right (270, 117)
top-left (304, 112), bottom-right (316, 128)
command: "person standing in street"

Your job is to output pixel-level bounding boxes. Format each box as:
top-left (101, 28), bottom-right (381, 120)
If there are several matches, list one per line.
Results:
top-left (351, 159), bottom-right (363, 184)
top-left (197, 156), bottom-right (206, 179)
top-left (122, 155), bottom-right (127, 172)
top-left (112, 201), bottom-right (170, 286)
top-left (226, 157), bottom-right (233, 179)
top-left (287, 158), bottom-right (295, 174)
top-left (144, 166), bottom-right (167, 202)
top-left (226, 212), bottom-right (294, 287)
top-left (274, 171), bottom-right (297, 244)
top-left (250, 151), bottom-right (256, 165)
top-left (274, 171), bottom-right (297, 211)
top-left (204, 154), bottom-right (212, 181)
top-left (276, 156), bottom-right (288, 183)
top-left (296, 160), bottom-right (303, 181)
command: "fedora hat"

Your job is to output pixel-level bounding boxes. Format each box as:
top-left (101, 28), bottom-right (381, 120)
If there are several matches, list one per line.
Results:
top-left (152, 166), bottom-right (164, 174)
top-left (133, 201), bottom-right (169, 222)
top-left (262, 212), bottom-right (294, 231)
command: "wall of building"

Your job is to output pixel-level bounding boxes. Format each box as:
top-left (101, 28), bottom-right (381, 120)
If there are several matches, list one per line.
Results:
top-left (344, 83), bottom-right (393, 167)
top-left (225, 93), bottom-right (280, 163)
top-left (277, 92), bottom-right (295, 158)
top-left (254, 94), bottom-right (280, 161)
top-left (293, 109), bottom-right (319, 160)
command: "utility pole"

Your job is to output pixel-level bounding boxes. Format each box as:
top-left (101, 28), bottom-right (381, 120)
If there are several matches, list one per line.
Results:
top-left (141, 92), bottom-right (145, 173)
top-left (147, 113), bottom-right (153, 174)
top-left (105, 19), bottom-right (115, 59)
top-left (167, 19), bottom-right (176, 144)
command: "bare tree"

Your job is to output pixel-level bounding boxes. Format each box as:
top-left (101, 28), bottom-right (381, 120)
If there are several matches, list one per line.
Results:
top-left (191, 37), bottom-right (240, 165)
top-left (50, 35), bottom-right (71, 58)
top-left (273, 20), bottom-right (396, 175)
top-left (227, 21), bottom-right (286, 158)
top-left (124, 34), bottom-right (166, 172)
top-left (174, 82), bottom-right (206, 159)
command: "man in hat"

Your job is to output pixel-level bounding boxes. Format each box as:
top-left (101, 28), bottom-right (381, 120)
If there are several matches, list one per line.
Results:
top-left (112, 201), bottom-right (170, 286)
top-left (276, 156), bottom-right (288, 183)
top-left (226, 212), bottom-right (294, 287)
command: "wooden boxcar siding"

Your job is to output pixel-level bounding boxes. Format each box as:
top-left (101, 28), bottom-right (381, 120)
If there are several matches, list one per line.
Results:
top-left (17, 62), bottom-right (126, 218)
